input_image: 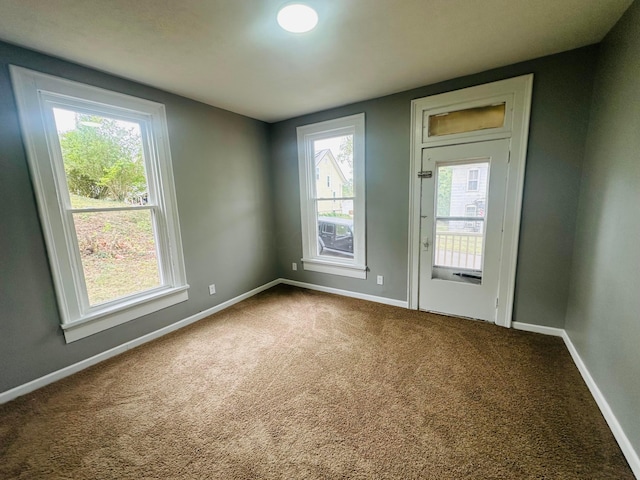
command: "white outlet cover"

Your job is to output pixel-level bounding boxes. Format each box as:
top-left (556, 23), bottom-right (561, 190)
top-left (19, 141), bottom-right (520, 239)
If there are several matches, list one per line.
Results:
top-left (292, 262), bottom-right (297, 271)
top-left (377, 275), bottom-right (384, 285)
top-left (209, 284), bottom-right (216, 295)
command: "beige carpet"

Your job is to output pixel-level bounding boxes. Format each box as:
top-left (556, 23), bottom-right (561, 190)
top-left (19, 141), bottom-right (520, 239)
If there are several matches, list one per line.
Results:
top-left (0, 285), bottom-right (633, 479)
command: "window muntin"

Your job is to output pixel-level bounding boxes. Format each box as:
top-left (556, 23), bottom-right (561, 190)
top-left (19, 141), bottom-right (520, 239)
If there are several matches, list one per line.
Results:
top-left (297, 114), bottom-right (366, 278)
top-left (10, 66), bottom-right (188, 342)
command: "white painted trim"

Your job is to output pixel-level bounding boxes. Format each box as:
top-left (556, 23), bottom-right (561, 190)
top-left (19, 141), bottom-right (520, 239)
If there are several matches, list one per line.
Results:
top-left (9, 65), bottom-right (189, 342)
top-left (497, 75), bottom-right (534, 329)
top-left (62, 287), bottom-right (189, 343)
top-left (301, 259), bottom-right (367, 279)
top-left (513, 322), bottom-right (639, 477)
top-left (407, 99), bottom-right (420, 308)
top-left (408, 74), bottom-right (534, 330)
top-left (279, 278), bottom-right (408, 308)
top-left (1, 278), bottom-right (637, 478)
top-left (296, 113), bottom-right (367, 276)
top-left (0, 279), bottom-right (280, 405)
top-left (561, 331), bottom-right (640, 478)
top-left (512, 321), bottom-right (564, 337)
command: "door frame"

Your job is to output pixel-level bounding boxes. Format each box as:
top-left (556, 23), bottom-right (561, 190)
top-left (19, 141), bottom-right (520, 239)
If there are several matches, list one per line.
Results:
top-left (407, 75), bottom-right (534, 327)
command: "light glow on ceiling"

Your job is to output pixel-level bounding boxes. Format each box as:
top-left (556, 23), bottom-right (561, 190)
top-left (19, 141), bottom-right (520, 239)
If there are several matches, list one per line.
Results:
top-left (277, 4), bottom-right (318, 33)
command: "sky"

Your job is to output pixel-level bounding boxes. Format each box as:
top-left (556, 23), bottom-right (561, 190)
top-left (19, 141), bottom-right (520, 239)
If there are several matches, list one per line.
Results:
top-left (314, 135), bottom-right (352, 178)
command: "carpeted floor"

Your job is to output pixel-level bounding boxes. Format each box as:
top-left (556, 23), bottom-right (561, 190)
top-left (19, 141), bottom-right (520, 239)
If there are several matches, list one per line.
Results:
top-left (0, 285), bottom-right (633, 479)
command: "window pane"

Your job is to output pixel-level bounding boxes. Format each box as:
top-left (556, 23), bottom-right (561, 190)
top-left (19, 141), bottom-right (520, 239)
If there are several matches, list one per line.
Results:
top-left (73, 209), bottom-right (161, 305)
top-left (433, 161), bottom-right (488, 283)
top-left (316, 199), bottom-right (354, 259)
top-left (434, 219), bottom-right (484, 271)
top-left (53, 108), bottom-right (149, 208)
top-left (313, 135), bottom-right (353, 199)
top-left (428, 103), bottom-right (505, 137)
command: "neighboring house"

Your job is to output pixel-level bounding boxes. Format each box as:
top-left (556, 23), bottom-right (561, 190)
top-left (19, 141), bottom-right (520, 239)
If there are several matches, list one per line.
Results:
top-left (315, 149), bottom-right (348, 214)
top-left (449, 163), bottom-right (488, 232)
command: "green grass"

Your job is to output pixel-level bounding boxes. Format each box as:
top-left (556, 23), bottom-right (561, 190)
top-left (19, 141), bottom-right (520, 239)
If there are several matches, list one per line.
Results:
top-left (71, 194), bottom-right (160, 305)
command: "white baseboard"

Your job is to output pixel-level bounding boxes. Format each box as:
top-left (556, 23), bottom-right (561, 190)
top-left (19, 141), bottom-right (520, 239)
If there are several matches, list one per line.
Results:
top-left (561, 331), bottom-right (640, 478)
top-left (514, 321), bottom-right (638, 477)
top-left (512, 321), bottom-right (565, 337)
top-left (1, 280), bottom-right (637, 477)
top-left (279, 278), bottom-right (409, 308)
top-left (0, 279), bottom-right (280, 405)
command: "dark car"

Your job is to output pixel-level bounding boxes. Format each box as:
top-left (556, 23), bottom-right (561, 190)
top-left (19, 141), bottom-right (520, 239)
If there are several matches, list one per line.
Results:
top-left (318, 216), bottom-right (354, 257)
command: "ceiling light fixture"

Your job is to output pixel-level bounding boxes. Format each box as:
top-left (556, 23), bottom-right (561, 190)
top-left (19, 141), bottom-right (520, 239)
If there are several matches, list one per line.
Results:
top-left (277, 4), bottom-right (318, 33)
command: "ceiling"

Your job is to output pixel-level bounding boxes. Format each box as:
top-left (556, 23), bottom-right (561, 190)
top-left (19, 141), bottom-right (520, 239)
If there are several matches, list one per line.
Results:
top-left (0, 0), bottom-right (632, 122)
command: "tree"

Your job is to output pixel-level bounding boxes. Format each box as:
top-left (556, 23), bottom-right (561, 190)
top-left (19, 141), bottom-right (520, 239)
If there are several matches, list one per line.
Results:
top-left (59, 114), bottom-right (146, 202)
top-left (436, 167), bottom-right (452, 216)
top-left (336, 135), bottom-right (353, 171)
top-left (337, 136), bottom-right (354, 197)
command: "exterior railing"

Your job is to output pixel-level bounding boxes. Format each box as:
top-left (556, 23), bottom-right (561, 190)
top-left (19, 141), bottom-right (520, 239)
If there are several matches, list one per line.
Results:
top-left (434, 231), bottom-right (483, 270)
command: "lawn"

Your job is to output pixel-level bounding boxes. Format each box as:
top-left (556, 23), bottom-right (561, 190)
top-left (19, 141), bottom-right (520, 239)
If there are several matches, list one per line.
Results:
top-left (71, 195), bottom-right (161, 305)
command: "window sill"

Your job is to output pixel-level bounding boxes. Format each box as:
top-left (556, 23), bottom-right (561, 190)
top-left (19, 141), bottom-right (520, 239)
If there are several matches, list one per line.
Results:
top-left (302, 258), bottom-right (367, 279)
top-left (61, 285), bottom-right (189, 343)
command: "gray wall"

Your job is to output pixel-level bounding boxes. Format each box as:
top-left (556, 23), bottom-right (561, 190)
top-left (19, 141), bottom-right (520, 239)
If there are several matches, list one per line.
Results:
top-left (270, 46), bottom-right (597, 328)
top-left (565, 0), bottom-right (640, 458)
top-left (0, 41), bottom-right (277, 393)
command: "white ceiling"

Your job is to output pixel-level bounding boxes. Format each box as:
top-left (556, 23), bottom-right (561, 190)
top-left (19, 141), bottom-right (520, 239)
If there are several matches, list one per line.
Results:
top-left (0, 0), bottom-right (632, 122)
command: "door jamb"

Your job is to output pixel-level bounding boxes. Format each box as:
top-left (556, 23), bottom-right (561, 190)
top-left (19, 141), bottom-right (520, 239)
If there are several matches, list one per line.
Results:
top-left (407, 75), bottom-right (534, 328)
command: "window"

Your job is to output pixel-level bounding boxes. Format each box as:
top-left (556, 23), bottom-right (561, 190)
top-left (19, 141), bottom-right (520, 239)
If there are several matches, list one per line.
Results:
top-left (464, 204), bottom-right (478, 231)
top-left (427, 103), bottom-right (506, 137)
top-left (467, 169), bottom-right (479, 191)
top-left (297, 113), bottom-right (366, 278)
top-left (11, 66), bottom-right (188, 342)
top-left (465, 205), bottom-right (477, 217)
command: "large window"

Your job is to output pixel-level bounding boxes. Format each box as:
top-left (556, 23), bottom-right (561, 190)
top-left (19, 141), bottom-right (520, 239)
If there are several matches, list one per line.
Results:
top-left (296, 113), bottom-right (366, 278)
top-left (11, 66), bottom-right (188, 342)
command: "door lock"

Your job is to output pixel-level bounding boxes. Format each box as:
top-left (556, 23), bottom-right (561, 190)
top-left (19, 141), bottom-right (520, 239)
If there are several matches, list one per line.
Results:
top-left (422, 238), bottom-right (430, 250)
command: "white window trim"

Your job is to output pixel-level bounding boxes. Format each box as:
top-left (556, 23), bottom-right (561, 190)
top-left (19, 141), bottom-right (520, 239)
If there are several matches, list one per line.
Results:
top-left (408, 74), bottom-right (534, 328)
top-left (297, 113), bottom-right (366, 279)
top-left (10, 66), bottom-right (189, 343)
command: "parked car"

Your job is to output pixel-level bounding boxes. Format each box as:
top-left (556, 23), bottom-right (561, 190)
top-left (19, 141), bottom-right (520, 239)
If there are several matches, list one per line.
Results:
top-left (318, 216), bottom-right (354, 257)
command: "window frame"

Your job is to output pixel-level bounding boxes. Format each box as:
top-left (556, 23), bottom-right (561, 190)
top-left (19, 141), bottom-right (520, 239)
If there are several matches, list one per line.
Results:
top-left (297, 113), bottom-right (366, 279)
top-left (10, 66), bottom-right (189, 343)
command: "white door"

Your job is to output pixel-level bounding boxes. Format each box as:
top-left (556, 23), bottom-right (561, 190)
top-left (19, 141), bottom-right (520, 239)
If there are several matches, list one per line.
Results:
top-left (418, 139), bottom-right (509, 321)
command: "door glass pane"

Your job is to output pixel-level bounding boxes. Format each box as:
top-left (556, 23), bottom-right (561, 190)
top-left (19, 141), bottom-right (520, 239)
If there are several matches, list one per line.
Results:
top-left (316, 199), bottom-right (354, 259)
top-left (433, 161), bottom-right (489, 284)
top-left (73, 209), bottom-right (161, 305)
top-left (427, 103), bottom-right (505, 137)
top-left (313, 135), bottom-right (353, 199)
top-left (52, 108), bottom-right (149, 208)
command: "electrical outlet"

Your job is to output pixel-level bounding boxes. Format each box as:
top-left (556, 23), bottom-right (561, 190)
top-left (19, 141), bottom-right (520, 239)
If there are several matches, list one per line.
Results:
top-left (376, 275), bottom-right (384, 285)
top-left (292, 262), bottom-right (298, 271)
top-left (209, 284), bottom-right (216, 295)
